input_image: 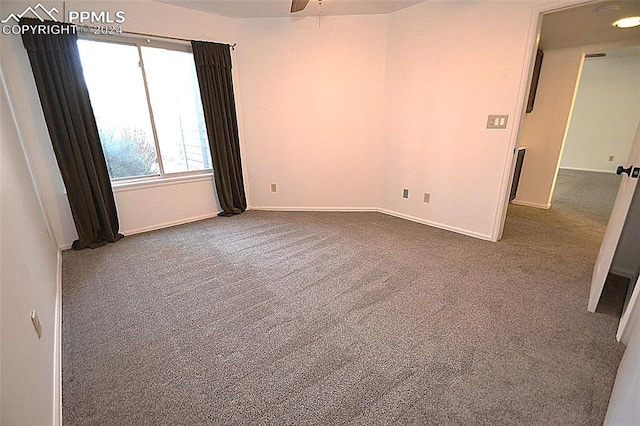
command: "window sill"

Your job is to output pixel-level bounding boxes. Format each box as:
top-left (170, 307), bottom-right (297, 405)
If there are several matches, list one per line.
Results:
top-left (112, 172), bottom-right (214, 193)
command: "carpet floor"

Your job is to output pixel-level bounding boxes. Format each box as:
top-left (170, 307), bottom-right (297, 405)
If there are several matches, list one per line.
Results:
top-left (62, 172), bottom-right (626, 425)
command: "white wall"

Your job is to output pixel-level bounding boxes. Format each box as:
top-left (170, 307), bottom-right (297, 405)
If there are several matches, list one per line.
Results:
top-left (381, 0), bottom-right (543, 239)
top-left (515, 46), bottom-right (583, 208)
top-left (0, 0), bottom-right (235, 247)
top-left (561, 53), bottom-right (640, 173)
top-left (0, 0), bottom-right (578, 243)
top-left (1, 69), bottom-right (59, 425)
top-left (235, 14), bottom-right (387, 211)
top-left (114, 177), bottom-right (221, 235)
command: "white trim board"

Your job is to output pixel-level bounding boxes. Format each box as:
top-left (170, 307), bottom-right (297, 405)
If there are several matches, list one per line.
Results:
top-left (58, 212), bottom-right (223, 250)
top-left (377, 209), bottom-right (492, 241)
top-left (559, 166), bottom-right (616, 174)
top-left (122, 212), bottom-right (221, 237)
top-left (249, 206), bottom-right (379, 213)
top-left (251, 206), bottom-right (492, 241)
top-left (60, 206), bottom-right (494, 249)
top-left (112, 173), bottom-right (214, 193)
top-left (53, 249), bottom-right (62, 426)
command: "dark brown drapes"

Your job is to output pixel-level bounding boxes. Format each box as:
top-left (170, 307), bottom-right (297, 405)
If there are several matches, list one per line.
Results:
top-left (191, 41), bottom-right (247, 216)
top-left (21, 18), bottom-right (123, 249)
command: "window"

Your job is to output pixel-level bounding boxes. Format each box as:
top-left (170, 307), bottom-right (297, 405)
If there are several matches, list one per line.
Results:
top-left (77, 37), bottom-right (212, 181)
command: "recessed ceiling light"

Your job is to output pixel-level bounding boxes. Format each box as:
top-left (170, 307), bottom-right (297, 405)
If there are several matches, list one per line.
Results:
top-left (613, 16), bottom-right (640, 28)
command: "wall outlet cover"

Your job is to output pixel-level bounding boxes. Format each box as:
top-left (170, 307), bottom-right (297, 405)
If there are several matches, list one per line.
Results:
top-left (403, 189), bottom-right (409, 199)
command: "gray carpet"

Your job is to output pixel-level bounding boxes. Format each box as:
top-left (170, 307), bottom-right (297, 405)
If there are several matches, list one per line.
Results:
top-left (62, 173), bottom-right (626, 425)
top-left (551, 168), bottom-right (620, 225)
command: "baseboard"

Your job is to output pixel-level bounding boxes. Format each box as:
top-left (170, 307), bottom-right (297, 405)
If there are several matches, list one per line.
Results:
top-left (249, 206), bottom-right (379, 213)
top-left (57, 210), bottom-right (253, 249)
top-left (377, 208), bottom-right (492, 241)
top-left (510, 200), bottom-right (551, 209)
top-left (252, 206), bottom-right (492, 241)
top-left (53, 249), bottom-right (62, 426)
top-left (59, 242), bottom-right (73, 251)
top-left (120, 212), bottom-right (221, 237)
top-left (60, 207), bottom-right (492, 252)
top-left (559, 166), bottom-right (616, 174)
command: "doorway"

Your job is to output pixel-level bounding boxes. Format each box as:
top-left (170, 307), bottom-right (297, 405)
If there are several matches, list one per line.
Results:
top-left (550, 46), bottom-right (640, 227)
top-left (497, 0), bottom-right (640, 221)
top-left (500, 0), bottom-right (640, 315)
top-left (504, 0), bottom-right (640, 229)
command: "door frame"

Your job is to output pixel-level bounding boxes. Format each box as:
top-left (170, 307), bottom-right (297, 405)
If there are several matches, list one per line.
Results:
top-left (492, 0), bottom-right (603, 242)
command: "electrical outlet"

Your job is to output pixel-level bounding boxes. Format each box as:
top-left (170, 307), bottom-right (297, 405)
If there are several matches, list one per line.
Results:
top-left (423, 193), bottom-right (431, 203)
top-left (31, 310), bottom-right (42, 339)
top-left (403, 189), bottom-right (409, 199)
top-left (271, 183), bottom-right (277, 193)
top-left (609, 155), bottom-right (614, 162)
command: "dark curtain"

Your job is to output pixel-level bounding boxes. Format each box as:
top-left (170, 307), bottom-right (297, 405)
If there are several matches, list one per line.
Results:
top-left (21, 18), bottom-right (123, 249)
top-left (191, 41), bottom-right (247, 216)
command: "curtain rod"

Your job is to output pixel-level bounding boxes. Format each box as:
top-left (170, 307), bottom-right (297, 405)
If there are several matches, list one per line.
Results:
top-left (59, 2), bottom-right (236, 50)
top-left (116, 30), bottom-right (237, 50)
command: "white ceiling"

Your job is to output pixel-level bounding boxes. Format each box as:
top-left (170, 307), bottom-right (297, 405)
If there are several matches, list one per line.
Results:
top-left (155, 0), bottom-right (640, 51)
top-left (155, 0), bottom-right (426, 18)
top-left (540, 0), bottom-right (640, 50)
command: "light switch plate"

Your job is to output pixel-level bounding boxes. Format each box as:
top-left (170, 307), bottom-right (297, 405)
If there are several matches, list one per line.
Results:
top-left (487, 115), bottom-right (508, 129)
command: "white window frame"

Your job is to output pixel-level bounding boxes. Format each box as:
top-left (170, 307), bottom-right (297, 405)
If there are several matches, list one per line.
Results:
top-left (78, 33), bottom-right (213, 187)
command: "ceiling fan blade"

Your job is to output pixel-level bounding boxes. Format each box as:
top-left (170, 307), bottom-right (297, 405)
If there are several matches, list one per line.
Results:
top-left (291, 0), bottom-right (310, 13)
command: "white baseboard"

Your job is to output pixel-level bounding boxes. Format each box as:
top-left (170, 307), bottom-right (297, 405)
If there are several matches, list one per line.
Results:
top-left (59, 242), bottom-right (73, 251)
top-left (53, 250), bottom-right (62, 426)
top-left (249, 206), bottom-right (379, 213)
top-left (377, 208), bottom-right (492, 241)
top-left (251, 206), bottom-right (492, 241)
top-left (58, 213), bottom-right (224, 250)
top-left (61, 206), bottom-right (492, 252)
top-left (559, 166), bottom-right (616, 174)
top-left (121, 212), bottom-right (221, 237)
top-left (511, 200), bottom-right (551, 209)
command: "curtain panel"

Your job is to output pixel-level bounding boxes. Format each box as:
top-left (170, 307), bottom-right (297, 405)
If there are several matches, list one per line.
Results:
top-left (191, 41), bottom-right (247, 216)
top-left (21, 18), bottom-right (123, 249)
